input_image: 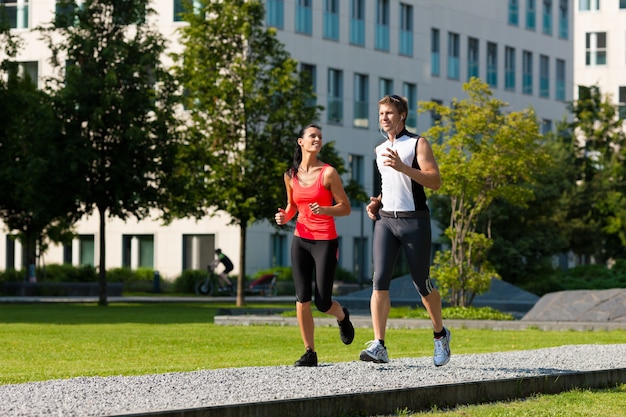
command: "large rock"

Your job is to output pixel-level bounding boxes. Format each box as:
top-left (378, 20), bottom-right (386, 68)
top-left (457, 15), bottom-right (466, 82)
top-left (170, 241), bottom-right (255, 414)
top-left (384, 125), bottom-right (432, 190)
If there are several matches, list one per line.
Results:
top-left (522, 289), bottom-right (626, 322)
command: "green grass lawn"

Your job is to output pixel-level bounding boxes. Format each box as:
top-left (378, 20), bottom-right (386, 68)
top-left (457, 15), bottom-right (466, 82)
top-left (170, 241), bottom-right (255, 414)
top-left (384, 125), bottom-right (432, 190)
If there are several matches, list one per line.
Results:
top-left (2, 302), bottom-right (625, 387)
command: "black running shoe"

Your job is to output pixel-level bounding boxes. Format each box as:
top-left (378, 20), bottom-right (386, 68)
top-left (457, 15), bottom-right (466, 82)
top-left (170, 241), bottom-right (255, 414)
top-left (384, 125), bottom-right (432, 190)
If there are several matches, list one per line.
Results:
top-left (338, 307), bottom-right (355, 345)
top-left (294, 349), bottom-right (317, 367)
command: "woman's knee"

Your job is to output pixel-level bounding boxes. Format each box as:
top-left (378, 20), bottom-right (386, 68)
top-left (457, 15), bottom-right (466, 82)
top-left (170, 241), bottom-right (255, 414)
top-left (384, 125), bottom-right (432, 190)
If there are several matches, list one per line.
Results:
top-left (315, 297), bottom-right (332, 313)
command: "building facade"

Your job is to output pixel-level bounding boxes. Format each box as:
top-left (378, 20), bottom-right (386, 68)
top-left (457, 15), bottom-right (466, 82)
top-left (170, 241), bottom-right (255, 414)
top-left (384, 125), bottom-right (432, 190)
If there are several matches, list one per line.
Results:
top-left (1, 0), bottom-right (573, 282)
top-left (574, 0), bottom-right (626, 116)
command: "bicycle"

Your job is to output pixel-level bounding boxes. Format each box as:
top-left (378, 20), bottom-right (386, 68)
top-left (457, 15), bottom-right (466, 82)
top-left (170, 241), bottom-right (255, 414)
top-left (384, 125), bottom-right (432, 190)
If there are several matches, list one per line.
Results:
top-left (194, 264), bottom-right (235, 296)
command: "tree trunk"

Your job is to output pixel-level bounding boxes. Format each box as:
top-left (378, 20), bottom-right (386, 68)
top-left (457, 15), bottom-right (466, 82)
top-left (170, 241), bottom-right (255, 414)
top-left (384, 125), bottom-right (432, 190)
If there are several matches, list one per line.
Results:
top-left (98, 207), bottom-right (108, 306)
top-left (236, 221), bottom-right (247, 307)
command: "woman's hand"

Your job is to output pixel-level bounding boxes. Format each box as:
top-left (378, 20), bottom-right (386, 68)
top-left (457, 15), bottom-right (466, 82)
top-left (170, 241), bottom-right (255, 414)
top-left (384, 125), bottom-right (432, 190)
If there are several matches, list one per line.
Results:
top-left (275, 208), bottom-right (287, 225)
top-left (308, 202), bottom-right (322, 215)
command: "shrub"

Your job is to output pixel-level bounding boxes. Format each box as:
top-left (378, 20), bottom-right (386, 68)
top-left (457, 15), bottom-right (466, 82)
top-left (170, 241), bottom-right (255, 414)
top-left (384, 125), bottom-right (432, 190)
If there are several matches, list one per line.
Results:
top-left (173, 270), bottom-right (206, 294)
top-left (38, 264), bottom-right (97, 282)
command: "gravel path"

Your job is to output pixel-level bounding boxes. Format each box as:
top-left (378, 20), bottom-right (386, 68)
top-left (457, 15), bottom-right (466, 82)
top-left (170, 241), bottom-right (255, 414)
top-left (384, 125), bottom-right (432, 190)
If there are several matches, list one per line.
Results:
top-left (1, 344), bottom-right (625, 417)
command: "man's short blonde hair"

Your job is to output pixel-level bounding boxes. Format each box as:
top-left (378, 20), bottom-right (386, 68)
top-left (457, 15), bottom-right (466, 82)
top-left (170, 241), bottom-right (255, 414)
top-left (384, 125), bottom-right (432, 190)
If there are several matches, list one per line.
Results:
top-left (379, 94), bottom-right (408, 118)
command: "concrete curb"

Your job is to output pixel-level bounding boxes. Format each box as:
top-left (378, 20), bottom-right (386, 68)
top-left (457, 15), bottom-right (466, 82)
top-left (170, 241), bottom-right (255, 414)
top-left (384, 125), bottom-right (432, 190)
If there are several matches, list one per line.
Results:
top-left (214, 315), bottom-right (626, 331)
top-left (115, 368), bottom-right (626, 417)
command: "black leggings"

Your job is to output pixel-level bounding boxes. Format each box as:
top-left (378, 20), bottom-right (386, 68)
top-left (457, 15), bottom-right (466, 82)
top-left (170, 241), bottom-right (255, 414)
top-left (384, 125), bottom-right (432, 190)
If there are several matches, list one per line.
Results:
top-left (372, 215), bottom-right (435, 297)
top-left (291, 236), bottom-right (338, 313)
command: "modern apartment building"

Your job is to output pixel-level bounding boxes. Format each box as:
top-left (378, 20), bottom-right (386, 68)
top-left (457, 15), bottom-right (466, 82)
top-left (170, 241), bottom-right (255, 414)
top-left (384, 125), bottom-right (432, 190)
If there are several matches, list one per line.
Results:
top-left (574, 0), bottom-right (626, 117)
top-left (1, 0), bottom-right (573, 282)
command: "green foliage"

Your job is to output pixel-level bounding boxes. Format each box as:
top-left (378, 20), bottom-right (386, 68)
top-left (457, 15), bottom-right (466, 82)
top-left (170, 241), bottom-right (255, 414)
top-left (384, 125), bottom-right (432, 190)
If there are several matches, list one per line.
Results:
top-left (40, 264), bottom-right (97, 283)
top-left (387, 306), bottom-right (515, 321)
top-left (0, 35), bottom-right (81, 271)
top-left (38, 0), bottom-right (184, 304)
top-left (172, 269), bottom-right (206, 293)
top-left (566, 85), bottom-right (626, 262)
top-left (521, 261), bottom-right (626, 296)
top-left (335, 267), bottom-right (357, 283)
top-left (169, 0), bottom-right (327, 304)
top-left (482, 119), bottom-right (574, 286)
top-left (0, 269), bottom-right (24, 283)
top-left (422, 79), bottom-right (544, 306)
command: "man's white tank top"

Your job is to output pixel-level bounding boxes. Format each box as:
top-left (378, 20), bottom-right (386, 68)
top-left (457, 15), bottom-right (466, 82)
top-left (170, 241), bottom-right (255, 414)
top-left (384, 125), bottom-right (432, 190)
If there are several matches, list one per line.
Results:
top-left (375, 130), bottom-right (428, 212)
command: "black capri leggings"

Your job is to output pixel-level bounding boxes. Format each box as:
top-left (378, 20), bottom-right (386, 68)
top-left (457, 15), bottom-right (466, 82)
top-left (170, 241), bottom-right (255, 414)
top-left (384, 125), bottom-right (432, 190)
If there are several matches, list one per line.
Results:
top-left (372, 215), bottom-right (435, 297)
top-left (291, 236), bottom-right (338, 313)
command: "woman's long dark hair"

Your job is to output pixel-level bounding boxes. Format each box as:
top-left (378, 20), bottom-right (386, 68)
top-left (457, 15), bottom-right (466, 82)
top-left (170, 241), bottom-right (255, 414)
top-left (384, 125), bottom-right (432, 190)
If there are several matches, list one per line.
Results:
top-left (288, 124), bottom-right (321, 179)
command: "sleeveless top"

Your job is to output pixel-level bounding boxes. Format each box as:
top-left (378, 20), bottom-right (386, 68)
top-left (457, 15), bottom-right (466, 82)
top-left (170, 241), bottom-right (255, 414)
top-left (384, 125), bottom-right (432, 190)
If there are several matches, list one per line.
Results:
top-left (375, 129), bottom-right (429, 212)
top-left (292, 164), bottom-right (337, 240)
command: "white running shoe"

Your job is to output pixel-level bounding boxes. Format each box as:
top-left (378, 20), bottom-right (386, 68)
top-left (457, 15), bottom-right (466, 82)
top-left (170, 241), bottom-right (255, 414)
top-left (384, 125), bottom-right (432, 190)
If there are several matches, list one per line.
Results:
top-left (359, 340), bottom-right (389, 363)
top-left (433, 327), bottom-right (451, 367)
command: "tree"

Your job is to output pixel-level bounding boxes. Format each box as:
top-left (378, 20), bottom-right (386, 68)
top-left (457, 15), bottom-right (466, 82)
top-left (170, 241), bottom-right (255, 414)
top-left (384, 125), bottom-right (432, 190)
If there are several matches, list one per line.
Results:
top-left (482, 119), bottom-right (574, 287)
top-left (420, 78), bottom-right (548, 306)
top-left (39, 0), bottom-right (183, 305)
top-left (0, 14), bottom-right (80, 277)
top-left (566, 85), bottom-right (626, 263)
top-left (170, 0), bottom-right (323, 306)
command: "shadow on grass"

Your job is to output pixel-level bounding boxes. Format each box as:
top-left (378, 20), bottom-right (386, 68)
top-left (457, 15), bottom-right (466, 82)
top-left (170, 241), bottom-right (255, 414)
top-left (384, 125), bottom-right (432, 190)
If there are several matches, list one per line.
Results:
top-left (0, 303), bottom-right (293, 325)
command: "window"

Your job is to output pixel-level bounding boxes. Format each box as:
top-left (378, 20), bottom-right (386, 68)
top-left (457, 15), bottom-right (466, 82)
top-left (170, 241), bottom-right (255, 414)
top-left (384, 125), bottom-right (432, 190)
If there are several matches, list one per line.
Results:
top-left (271, 234), bottom-right (288, 267)
top-left (586, 32), bottom-right (607, 65)
top-left (487, 42), bottom-right (498, 88)
top-left (579, 0), bottom-right (600, 11)
top-left (539, 55), bottom-right (550, 98)
top-left (431, 28), bottom-right (440, 77)
top-left (354, 74), bottom-right (369, 128)
top-left (296, 0), bottom-right (312, 35)
top-left (621, 0), bottom-right (626, 8)
top-left (447, 32), bottom-right (460, 80)
top-left (266, 0), bottom-right (284, 29)
top-left (182, 234), bottom-right (215, 270)
top-left (523, 50), bottom-right (533, 95)
top-left (403, 82), bottom-right (417, 129)
top-left (349, 154), bottom-right (364, 207)
top-left (327, 68), bottom-right (343, 124)
top-left (399, 3), bottom-right (413, 56)
top-left (56, 0), bottom-right (80, 26)
top-left (543, 0), bottom-right (552, 35)
top-left (300, 63), bottom-right (317, 107)
top-left (505, 46), bottom-right (516, 91)
top-left (5, 235), bottom-right (16, 269)
top-left (173, 0), bottom-right (200, 22)
top-left (618, 86), bottom-right (626, 120)
top-left (556, 58), bottom-right (566, 101)
top-left (379, 77), bottom-right (393, 98)
top-left (350, 0), bottom-right (365, 46)
top-left (467, 37), bottom-right (479, 80)
top-left (17, 61), bottom-right (37, 86)
top-left (375, 0), bottom-right (390, 51)
top-left (122, 235), bottom-right (154, 269)
top-left (323, 0), bottom-right (339, 41)
top-left (509, 0), bottom-right (519, 25)
top-left (2, 0), bottom-right (29, 29)
top-left (558, 0), bottom-right (568, 39)
top-left (79, 235), bottom-right (95, 267)
top-left (541, 119), bottom-right (553, 135)
top-left (526, 0), bottom-right (536, 30)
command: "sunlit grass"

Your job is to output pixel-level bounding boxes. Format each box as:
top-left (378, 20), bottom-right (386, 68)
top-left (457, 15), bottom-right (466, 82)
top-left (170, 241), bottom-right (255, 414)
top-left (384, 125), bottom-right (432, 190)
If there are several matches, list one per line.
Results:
top-left (382, 384), bottom-right (626, 417)
top-left (1, 303), bottom-right (625, 385)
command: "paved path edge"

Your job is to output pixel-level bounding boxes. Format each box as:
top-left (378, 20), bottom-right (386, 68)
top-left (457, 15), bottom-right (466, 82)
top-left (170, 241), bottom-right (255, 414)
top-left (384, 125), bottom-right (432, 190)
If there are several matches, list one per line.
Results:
top-left (114, 368), bottom-right (626, 417)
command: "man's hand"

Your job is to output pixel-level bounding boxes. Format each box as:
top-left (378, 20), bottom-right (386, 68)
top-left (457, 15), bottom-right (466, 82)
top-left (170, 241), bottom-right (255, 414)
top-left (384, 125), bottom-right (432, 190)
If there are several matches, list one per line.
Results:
top-left (366, 196), bottom-right (382, 221)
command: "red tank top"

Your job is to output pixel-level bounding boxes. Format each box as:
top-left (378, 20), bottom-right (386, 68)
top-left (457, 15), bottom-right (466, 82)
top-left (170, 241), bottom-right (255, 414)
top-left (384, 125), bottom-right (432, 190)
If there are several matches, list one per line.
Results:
top-left (293, 164), bottom-right (337, 240)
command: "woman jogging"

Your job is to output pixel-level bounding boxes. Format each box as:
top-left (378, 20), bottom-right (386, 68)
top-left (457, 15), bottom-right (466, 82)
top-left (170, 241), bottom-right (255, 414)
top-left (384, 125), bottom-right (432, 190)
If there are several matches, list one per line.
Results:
top-left (275, 124), bottom-right (355, 367)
